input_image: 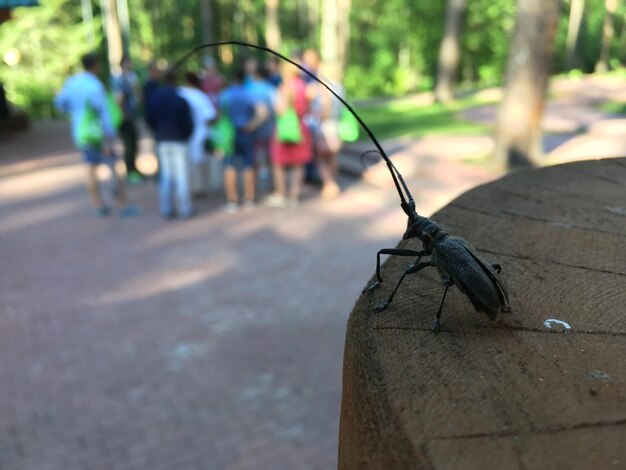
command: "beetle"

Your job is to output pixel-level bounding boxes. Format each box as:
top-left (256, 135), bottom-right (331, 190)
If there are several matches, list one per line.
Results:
top-left (172, 41), bottom-right (511, 332)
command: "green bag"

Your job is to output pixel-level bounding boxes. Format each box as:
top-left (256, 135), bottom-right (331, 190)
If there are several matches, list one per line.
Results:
top-left (213, 116), bottom-right (235, 155)
top-left (76, 94), bottom-right (123, 148)
top-left (108, 94), bottom-right (123, 129)
top-left (276, 108), bottom-right (302, 144)
top-left (76, 105), bottom-right (102, 148)
top-left (338, 108), bottom-right (359, 142)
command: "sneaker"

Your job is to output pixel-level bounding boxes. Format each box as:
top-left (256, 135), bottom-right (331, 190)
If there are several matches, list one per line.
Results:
top-left (224, 202), bottom-right (239, 214)
top-left (127, 171), bottom-right (143, 184)
top-left (265, 193), bottom-right (288, 208)
top-left (242, 200), bottom-right (256, 212)
top-left (95, 206), bottom-right (112, 217)
top-left (119, 205), bottom-right (140, 218)
top-left (287, 197), bottom-right (299, 208)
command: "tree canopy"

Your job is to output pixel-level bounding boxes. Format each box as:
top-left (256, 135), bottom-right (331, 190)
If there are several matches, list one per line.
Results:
top-left (1, 0), bottom-right (626, 117)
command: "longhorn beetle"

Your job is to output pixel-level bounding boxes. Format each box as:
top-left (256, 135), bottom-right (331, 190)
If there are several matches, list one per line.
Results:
top-left (172, 41), bottom-right (511, 332)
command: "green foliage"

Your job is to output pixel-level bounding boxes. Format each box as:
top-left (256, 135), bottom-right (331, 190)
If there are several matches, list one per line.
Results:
top-left (462, 0), bottom-right (516, 86)
top-left (356, 97), bottom-right (489, 140)
top-left (2, 0), bottom-right (626, 119)
top-left (0, 0), bottom-right (97, 118)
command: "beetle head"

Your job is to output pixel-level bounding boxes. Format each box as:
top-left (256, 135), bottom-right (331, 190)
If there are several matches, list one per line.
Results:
top-left (403, 214), bottom-right (427, 240)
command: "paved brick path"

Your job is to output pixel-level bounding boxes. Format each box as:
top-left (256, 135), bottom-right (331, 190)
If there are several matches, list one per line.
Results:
top-left (1, 75), bottom-right (623, 469)
top-left (0, 121), bottom-right (497, 469)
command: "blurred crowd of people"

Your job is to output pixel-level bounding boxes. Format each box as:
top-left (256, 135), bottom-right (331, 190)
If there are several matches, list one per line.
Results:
top-left (55, 47), bottom-right (350, 219)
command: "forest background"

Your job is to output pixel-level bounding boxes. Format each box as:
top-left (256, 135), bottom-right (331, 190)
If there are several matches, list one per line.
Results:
top-left (1, 0), bottom-right (624, 166)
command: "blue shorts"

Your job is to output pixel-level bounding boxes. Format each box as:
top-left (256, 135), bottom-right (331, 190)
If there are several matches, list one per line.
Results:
top-left (224, 132), bottom-right (255, 169)
top-left (82, 147), bottom-right (115, 165)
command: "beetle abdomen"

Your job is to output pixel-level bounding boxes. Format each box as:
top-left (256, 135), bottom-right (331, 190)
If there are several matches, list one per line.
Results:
top-left (432, 236), bottom-right (503, 319)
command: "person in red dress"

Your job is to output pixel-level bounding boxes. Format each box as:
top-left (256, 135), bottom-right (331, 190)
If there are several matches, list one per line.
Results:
top-left (266, 60), bottom-right (313, 208)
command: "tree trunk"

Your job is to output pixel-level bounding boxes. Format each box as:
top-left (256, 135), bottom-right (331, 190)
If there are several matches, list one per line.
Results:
top-left (265, 0), bottom-right (281, 51)
top-left (320, 0), bottom-right (351, 79)
top-left (493, 0), bottom-right (559, 168)
top-left (595, 0), bottom-right (618, 72)
top-left (434, 0), bottom-right (467, 104)
top-left (99, 0), bottom-right (123, 75)
top-left (200, 0), bottom-right (213, 45)
top-left (320, 0), bottom-right (339, 64)
top-left (565, 0), bottom-right (585, 70)
top-left (337, 0), bottom-right (351, 71)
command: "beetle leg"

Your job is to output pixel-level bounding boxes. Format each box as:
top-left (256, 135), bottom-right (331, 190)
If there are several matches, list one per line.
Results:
top-left (431, 278), bottom-right (451, 333)
top-left (374, 261), bottom-right (431, 311)
top-left (362, 248), bottom-right (428, 293)
top-left (491, 263), bottom-right (502, 274)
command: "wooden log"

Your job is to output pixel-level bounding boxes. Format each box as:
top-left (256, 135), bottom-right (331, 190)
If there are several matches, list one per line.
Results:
top-left (339, 157), bottom-right (626, 469)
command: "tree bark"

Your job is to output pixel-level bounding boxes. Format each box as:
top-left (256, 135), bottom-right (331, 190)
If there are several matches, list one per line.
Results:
top-left (265, 0), bottom-right (282, 51)
top-left (200, 0), bottom-right (213, 45)
top-left (493, 0), bottom-right (560, 168)
top-left (100, 0), bottom-right (123, 75)
top-left (320, 0), bottom-right (339, 64)
top-left (565, 0), bottom-right (585, 70)
top-left (337, 0), bottom-right (352, 71)
top-left (434, 0), bottom-right (467, 104)
top-left (595, 0), bottom-right (618, 72)
top-left (320, 0), bottom-right (351, 79)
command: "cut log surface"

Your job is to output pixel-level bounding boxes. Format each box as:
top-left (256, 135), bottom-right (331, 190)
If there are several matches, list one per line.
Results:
top-left (339, 158), bottom-right (626, 469)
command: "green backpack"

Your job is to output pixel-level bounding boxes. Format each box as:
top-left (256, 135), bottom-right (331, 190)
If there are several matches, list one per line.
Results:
top-left (338, 108), bottom-right (359, 142)
top-left (76, 94), bottom-right (123, 148)
top-left (212, 116), bottom-right (235, 155)
top-left (276, 108), bottom-right (302, 144)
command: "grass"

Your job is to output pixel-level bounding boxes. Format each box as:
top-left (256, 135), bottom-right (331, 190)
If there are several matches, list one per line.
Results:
top-left (353, 96), bottom-right (491, 141)
top-left (599, 101), bottom-right (626, 115)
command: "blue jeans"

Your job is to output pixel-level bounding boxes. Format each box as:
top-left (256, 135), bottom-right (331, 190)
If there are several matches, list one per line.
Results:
top-left (224, 131), bottom-right (255, 169)
top-left (157, 141), bottom-right (192, 217)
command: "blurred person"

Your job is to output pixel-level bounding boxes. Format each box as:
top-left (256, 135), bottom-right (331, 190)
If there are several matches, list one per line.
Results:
top-left (143, 60), bottom-right (165, 113)
top-left (246, 64), bottom-right (277, 190)
top-left (313, 62), bottom-right (344, 199)
top-left (112, 55), bottom-right (142, 182)
top-left (302, 48), bottom-right (322, 186)
top-left (243, 56), bottom-right (258, 84)
top-left (220, 67), bottom-right (269, 213)
top-left (55, 52), bottom-right (137, 218)
top-left (146, 71), bottom-right (195, 219)
top-left (200, 55), bottom-right (225, 109)
top-left (302, 48), bottom-right (320, 84)
top-left (265, 59), bottom-right (313, 208)
top-left (178, 71), bottom-right (217, 197)
top-left (142, 60), bottom-right (166, 179)
top-left (264, 57), bottom-right (282, 87)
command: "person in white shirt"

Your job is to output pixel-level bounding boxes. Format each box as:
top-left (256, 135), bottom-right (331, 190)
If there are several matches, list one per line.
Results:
top-left (178, 72), bottom-right (218, 196)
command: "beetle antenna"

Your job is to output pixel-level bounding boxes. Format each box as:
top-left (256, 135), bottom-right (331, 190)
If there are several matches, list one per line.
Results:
top-left (170, 40), bottom-right (417, 217)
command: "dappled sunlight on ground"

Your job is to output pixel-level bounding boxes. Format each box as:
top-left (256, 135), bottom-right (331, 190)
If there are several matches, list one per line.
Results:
top-left (2, 74), bottom-right (625, 469)
top-left (0, 198), bottom-right (83, 235)
top-left (93, 254), bottom-right (237, 306)
top-left (0, 162), bottom-right (85, 201)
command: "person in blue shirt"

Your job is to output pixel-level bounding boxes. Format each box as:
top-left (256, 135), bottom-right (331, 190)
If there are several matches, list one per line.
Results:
top-left (219, 67), bottom-right (268, 213)
top-left (246, 64), bottom-right (276, 189)
top-left (55, 53), bottom-right (137, 217)
top-left (146, 71), bottom-right (195, 219)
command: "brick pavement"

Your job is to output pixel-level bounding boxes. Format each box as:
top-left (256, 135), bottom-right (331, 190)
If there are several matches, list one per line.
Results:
top-left (2, 73), bottom-right (623, 469)
top-left (0, 122), bottom-right (500, 470)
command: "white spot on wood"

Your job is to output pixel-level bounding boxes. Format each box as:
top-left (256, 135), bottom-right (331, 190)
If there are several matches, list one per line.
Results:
top-left (543, 318), bottom-right (572, 331)
top-left (607, 206), bottom-right (626, 216)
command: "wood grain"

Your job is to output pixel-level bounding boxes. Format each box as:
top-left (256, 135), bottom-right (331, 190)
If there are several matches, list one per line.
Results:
top-left (339, 158), bottom-right (626, 469)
